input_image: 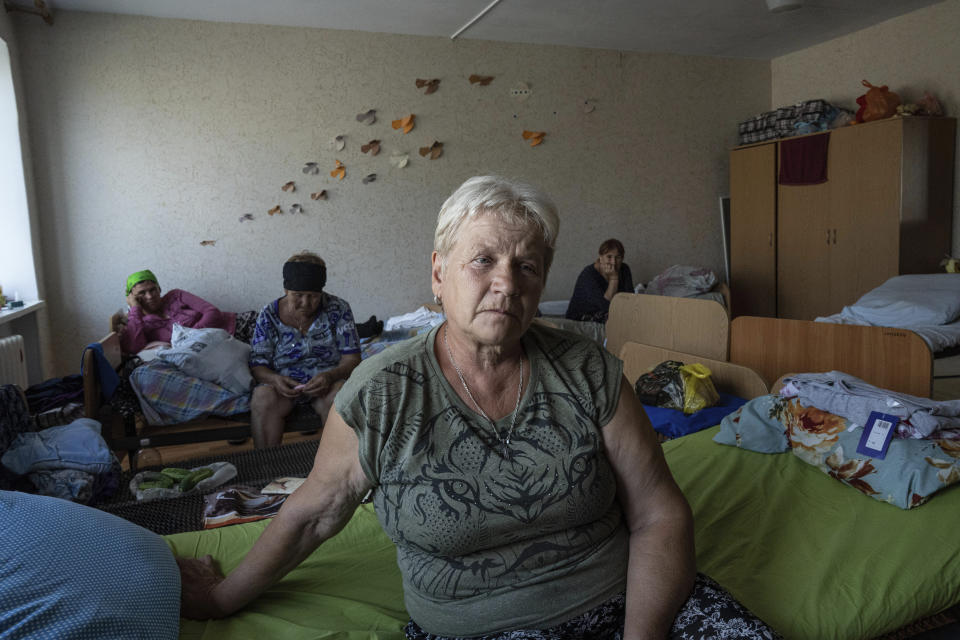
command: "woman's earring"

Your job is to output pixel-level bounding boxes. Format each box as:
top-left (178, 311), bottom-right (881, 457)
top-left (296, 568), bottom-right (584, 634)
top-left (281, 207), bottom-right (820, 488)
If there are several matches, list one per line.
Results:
top-left (433, 294), bottom-right (442, 306)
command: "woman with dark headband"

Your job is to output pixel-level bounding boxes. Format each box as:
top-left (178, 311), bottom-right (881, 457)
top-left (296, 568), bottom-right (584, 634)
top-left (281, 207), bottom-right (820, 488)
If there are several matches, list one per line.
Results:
top-left (248, 251), bottom-right (361, 448)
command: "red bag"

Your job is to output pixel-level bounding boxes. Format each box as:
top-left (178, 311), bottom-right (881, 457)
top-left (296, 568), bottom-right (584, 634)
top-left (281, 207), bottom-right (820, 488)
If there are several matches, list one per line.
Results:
top-left (855, 80), bottom-right (901, 123)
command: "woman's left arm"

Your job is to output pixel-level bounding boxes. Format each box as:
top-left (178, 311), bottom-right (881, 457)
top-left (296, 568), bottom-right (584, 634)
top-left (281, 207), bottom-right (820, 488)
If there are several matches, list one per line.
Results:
top-left (603, 378), bottom-right (695, 640)
top-left (177, 289), bottom-right (227, 327)
top-left (326, 353), bottom-right (361, 382)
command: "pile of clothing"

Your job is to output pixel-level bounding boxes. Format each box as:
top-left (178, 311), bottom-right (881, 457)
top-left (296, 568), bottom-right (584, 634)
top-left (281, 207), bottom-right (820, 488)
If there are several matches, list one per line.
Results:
top-left (0, 416), bottom-right (120, 504)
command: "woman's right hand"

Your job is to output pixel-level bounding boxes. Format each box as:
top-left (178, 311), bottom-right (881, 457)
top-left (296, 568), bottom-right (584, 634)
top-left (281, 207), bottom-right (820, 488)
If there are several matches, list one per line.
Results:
top-left (177, 555), bottom-right (229, 620)
top-left (126, 292), bottom-right (140, 309)
top-left (271, 374), bottom-right (303, 398)
top-left (598, 260), bottom-right (618, 282)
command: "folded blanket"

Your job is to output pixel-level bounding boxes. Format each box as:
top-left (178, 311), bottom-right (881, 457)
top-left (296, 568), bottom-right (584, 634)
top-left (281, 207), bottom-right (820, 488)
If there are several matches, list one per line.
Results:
top-left (782, 371), bottom-right (960, 439)
top-left (714, 394), bottom-right (960, 509)
top-left (130, 359), bottom-right (250, 426)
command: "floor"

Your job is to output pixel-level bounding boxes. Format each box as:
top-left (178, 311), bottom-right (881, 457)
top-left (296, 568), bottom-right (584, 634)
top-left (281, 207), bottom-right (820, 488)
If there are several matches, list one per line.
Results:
top-left (913, 623), bottom-right (960, 639)
top-left (932, 376), bottom-right (960, 400)
top-left (119, 429), bottom-right (323, 470)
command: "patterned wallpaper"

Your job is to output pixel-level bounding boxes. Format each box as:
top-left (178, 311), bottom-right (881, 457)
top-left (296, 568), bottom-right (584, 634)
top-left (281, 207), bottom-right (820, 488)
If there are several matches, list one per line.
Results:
top-left (14, 12), bottom-right (768, 375)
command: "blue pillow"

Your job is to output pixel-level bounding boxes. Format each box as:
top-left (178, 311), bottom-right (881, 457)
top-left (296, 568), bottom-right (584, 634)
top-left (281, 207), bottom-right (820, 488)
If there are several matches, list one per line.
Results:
top-left (644, 392), bottom-right (748, 440)
top-left (0, 490), bottom-right (180, 639)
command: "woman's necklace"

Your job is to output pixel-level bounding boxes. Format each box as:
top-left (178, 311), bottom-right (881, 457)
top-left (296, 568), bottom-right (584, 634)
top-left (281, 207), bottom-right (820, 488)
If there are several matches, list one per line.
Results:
top-left (443, 324), bottom-right (523, 456)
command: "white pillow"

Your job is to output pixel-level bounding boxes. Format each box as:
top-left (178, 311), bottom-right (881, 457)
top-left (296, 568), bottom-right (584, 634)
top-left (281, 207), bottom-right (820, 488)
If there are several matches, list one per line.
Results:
top-left (839, 274), bottom-right (960, 327)
top-left (158, 325), bottom-right (253, 394)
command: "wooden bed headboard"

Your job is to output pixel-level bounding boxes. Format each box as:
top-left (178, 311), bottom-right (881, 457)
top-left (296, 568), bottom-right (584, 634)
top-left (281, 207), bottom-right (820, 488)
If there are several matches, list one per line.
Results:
top-left (619, 341), bottom-right (768, 399)
top-left (606, 293), bottom-right (729, 361)
top-left (729, 316), bottom-right (933, 398)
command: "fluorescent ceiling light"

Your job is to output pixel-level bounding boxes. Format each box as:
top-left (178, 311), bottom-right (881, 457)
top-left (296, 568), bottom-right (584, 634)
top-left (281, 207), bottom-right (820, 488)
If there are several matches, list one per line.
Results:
top-left (766, 0), bottom-right (804, 12)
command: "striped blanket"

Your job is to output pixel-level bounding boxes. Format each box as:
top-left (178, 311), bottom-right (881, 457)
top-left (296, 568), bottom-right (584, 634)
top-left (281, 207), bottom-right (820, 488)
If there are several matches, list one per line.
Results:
top-left (129, 360), bottom-right (250, 426)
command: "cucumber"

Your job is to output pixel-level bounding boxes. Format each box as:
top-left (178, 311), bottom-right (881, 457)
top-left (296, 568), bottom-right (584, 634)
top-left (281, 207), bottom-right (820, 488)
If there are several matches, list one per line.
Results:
top-left (160, 467), bottom-right (191, 481)
top-left (139, 475), bottom-right (174, 490)
top-left (179, 467), bottom-right (214, 492)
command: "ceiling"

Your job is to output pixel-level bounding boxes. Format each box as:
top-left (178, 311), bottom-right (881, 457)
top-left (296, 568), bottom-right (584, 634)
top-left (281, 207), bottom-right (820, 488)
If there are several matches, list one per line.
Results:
top-left (24, 0), bottom-right (946, 59)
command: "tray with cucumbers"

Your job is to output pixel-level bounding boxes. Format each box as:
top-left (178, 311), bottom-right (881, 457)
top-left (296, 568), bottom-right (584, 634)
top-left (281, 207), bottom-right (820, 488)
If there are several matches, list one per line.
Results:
top-left (130, 462), bottom-right (237, 501)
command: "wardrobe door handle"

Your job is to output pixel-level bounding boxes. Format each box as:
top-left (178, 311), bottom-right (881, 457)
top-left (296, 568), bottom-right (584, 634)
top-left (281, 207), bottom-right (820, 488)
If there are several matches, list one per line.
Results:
top-left (832, 228), bottom-right (837, 244)
top-left (826, 229), bottom-right (830, 246)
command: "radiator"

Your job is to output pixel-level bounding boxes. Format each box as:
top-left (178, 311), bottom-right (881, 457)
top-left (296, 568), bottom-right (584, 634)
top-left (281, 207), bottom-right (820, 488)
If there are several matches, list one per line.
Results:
top-left (0, 335), bottom-right (28, 389)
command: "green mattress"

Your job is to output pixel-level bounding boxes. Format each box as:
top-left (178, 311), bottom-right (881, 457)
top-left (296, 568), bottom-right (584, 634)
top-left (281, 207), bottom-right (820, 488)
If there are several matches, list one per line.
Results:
top-left (663, 426), bottom-right (960, 640)
top-left (166, 504), bottom-right (407, 639)
top-left (167, 427), bottom-right (960, 639)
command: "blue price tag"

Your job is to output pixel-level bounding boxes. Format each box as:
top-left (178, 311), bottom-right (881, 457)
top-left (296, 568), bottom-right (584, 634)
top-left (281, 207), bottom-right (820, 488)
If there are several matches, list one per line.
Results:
top-left (855, 411), bottom-right (899, 460)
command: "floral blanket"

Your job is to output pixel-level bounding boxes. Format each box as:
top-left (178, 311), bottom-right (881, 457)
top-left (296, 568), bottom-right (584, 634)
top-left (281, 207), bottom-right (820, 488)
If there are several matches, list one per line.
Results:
top-left (714, 394), bottom-right (960, 508)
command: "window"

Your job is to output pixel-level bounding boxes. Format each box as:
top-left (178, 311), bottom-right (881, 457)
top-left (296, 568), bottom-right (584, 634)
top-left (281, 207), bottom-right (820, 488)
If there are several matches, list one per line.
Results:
top-left (0, 36), bottom-right (38, 302)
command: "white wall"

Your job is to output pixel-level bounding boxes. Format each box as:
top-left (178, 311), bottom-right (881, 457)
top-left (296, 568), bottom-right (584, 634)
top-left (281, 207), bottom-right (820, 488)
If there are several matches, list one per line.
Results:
top-left (772, 0), bottom-right (960, 255)
top-left (14, 11), bottom-right (769, 376)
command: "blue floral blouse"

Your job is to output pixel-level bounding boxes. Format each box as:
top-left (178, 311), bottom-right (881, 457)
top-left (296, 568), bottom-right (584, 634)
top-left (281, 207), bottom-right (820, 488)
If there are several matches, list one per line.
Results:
top-left (249, 294), bottom-right (360, 383)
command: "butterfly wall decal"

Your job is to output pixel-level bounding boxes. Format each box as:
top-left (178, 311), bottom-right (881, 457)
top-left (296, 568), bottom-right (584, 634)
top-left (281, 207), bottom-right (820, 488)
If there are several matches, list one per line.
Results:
top-left (522, 130), bottom-right (546, 147)
top-left (238, 213), bottom-right (254, 222)
top-left (289, 204), bottom-right (303, 214)
top-left (333, 135), bottom-right (346, 151)
top-left (200, 240), bottom-right (216, 246)
top-left (281, 181), bottom-right (296, 192)
top-left (415, 78), bottom-right (440, 94)
top-left (356, 109), bottom-right (377, 125)
top-left (311, 190), bottom-right (327, 200)
top-left (361, 140), bottom-right (381, 155)
top-left (302, 162), bottom-right (319, 175)
top-left (391, 114), bottom-right (415, 134)
top-left (419, 141), bottom-right (443, 159)
top-left (469, 74), bottom-right (494, 86)
top-left (362, 174), bottom-right (377, 184)
top-left (268, 205), bottom-right (282, 216)
top-left (390, 153), bottom-right (409, 169)
top-left (330, 160), bottom-right (346, 180)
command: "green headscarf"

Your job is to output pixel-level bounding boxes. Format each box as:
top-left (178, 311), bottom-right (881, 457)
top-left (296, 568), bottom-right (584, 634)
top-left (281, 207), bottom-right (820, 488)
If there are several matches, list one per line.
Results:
top-left (126, 270), bottom-right (158, 295)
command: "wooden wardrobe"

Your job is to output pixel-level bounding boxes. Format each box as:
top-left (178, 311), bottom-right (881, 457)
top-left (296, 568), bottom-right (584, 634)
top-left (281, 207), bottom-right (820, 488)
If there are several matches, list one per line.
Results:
top-left (729, 117), bottom-right (956, 320)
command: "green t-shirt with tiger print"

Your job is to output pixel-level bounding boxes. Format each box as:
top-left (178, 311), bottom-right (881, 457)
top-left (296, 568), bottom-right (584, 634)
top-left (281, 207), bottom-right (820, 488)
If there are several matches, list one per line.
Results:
top-left (335, 322), bottom-right (628, 636)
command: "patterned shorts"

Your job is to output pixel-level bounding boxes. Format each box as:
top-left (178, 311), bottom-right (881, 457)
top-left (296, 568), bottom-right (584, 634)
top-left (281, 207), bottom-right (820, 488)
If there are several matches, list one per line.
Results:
top-left (404, 573), bottom-right (781, 640)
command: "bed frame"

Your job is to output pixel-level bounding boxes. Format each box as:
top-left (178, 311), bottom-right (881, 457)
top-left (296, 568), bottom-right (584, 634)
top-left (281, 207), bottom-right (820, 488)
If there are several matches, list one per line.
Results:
top-left (82, 332), bottom-right (322, 470)
top-left (729, 316), bottom-right (933, 398)
top-left (619, 341), bottom-right (768, 399)
top-left (605, 295), bottom-right (934, 397)
top-left (606, 292), bottom-right (729, 361)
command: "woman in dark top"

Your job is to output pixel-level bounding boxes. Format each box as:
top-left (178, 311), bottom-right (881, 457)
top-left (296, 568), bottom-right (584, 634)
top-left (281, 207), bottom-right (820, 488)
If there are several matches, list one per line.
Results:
top-left (565, 238), bottom-right (634, 322)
